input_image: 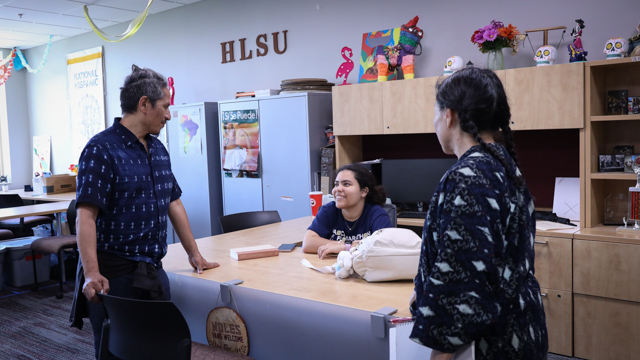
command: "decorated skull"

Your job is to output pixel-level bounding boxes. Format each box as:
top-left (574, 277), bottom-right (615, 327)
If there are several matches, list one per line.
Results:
top-left (443, 56), bottom-right (464, 75)
top-left (534, 45), bottom-right (557, 66)
top-left (604, 37), bottom-right (628, 59)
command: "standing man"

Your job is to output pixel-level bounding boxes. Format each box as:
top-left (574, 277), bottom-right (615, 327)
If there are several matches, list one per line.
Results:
top-left (71, 65), bottom-right (219, 358)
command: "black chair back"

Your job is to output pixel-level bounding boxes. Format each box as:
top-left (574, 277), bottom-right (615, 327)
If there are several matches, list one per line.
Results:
top-left (98, 293), bottom-right (192, 360)
top-left (67, 200), bottom-right (77, 235)
top-left (0, 194), bottom-right (24, 208)
top-left (219, 210), bottom-right (282, 234)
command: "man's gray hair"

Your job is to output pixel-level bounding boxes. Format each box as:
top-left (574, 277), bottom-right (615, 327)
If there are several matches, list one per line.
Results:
top-left (119, 64), bottom-right (167, 115)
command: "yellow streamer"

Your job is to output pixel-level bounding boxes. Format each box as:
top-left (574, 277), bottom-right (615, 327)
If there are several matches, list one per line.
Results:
top-left (83, 0), bottom-right (154, 42)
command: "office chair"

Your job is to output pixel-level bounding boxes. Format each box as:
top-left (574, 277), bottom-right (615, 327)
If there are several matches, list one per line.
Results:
top-left (382, 203), bottom-right (397, 228)
top-left (0, 194), bottom-right (54, 237)
top-left (30, 200), bottom-right (77, 298)
top-left (0, 229), bottom-right (14, 240)
top-left (219, 210), bottom-right (281, 234)
top-left (97, 293), bottom-right (254, 360)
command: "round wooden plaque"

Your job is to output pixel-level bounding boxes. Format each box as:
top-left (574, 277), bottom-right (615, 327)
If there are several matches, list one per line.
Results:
top-left (206, 306), bottom-right (250, 355)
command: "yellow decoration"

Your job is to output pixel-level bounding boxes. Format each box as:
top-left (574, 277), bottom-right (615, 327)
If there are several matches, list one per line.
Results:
top-left (83, 0), bottom-right (154, 42)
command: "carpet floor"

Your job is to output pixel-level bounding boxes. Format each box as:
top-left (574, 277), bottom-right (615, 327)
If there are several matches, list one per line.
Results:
top-left (0, 281), bottom-right (94, 360)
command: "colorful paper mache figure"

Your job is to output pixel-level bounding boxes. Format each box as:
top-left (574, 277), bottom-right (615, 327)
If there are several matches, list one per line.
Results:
top-left (629, 22), bottom-right (640, 57)
top-left (568, 19), bottom-right (588, 62)
top-left (376, 16), bottom-right (423, 81)
top-left (534, 45), bottom-right (558, 66)
top-left (604, 37), bottom-right (629, 59)
top-left (443, 56), bottom-right (464, 75)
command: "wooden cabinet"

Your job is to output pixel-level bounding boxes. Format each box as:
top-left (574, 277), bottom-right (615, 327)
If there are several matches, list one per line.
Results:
top-left (382, 77), bottom-right (437, 134)
top-left (584, 58), bottom-right (640, 227)
top-left (540, 288), bottom-right (573, 356)
top-left (533, 236), bottom-right (572, 291)
top-left (506, 63), bottom-right (584, 130)
top-left (574, 238), bottom-right (640, 302)
top-left (332, 82), bottom-right (383, 135)
top-left (574, 294), bottom-right (640, 360)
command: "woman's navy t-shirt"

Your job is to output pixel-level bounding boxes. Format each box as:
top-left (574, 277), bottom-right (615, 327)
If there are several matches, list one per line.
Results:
top-left (308, 202), bottom-right (391, 242)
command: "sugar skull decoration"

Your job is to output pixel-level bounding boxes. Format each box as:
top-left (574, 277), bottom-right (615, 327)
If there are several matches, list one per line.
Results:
top-left (534, 45), bottom-right (557, 66)
top-left (604, 37), bottom-right (629, 59)
top-left (443, 56), bottom-right (464, 75)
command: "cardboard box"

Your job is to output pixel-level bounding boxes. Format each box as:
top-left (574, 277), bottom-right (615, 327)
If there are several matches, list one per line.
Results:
top-left (40, 174), bottom-right (76, 194)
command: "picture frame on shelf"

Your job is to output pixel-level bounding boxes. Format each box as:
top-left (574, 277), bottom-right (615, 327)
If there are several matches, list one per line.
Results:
top-left (629, 96), bottom-right (640, 114)
top-left (598, 154), bottom-right (625, 172)
top-left (614, 145), bottom-right (634, 155)
top-left (607, 90), bottom-right (628, 115)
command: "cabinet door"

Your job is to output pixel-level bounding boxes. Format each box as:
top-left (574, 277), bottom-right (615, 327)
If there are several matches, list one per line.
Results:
top-left (506, 63), bottom-right (584, 130)
top-left (332, 82), bottom-right (383, 135)
top-left (259, 97), bottom-right (312, 221)
top-left (382, 77), bottom-right (437, 134)
top-left (574, 239), bottom-right (640, 302)
top-left (533, 236), bottom-right (572, 291)
top-left (574, 294), bottom-right (640, 360)
top-left (540, 288), bottom-right (573, 357)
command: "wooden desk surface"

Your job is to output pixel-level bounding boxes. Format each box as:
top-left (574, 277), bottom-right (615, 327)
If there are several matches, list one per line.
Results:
top-left (4, 189), bottom-right (76, 202)
top-left (164, 216), bottom-right (415, 317)
top-left (0, 201), bottom-right (71, 221)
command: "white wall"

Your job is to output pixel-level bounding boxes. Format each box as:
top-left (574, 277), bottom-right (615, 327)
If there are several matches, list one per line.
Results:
top-left (19, 0), bottom-right (640, 178)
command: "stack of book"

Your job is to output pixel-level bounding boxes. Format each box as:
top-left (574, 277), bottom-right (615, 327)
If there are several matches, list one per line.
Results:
top-left (255, 89), bottom-right (281, 97)
top-left (229, 244), bottom-right (280, 261)
top-left (280, 78), bottom-right (334, 94)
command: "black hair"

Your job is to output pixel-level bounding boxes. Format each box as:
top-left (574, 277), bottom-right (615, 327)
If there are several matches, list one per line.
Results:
top-left (336, 164), bottom-right (387, 206)
top-left (119, 64), bottom-right (168, 115)
top-left (435, 67), bottom-right (524, 188)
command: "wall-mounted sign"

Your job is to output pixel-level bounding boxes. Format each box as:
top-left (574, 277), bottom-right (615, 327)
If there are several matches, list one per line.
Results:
top-left (206, 306), bottom-right (249, 355)
top-left (221, 30), bottom-right (288, 64)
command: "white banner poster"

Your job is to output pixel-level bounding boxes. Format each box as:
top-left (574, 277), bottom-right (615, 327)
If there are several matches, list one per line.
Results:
top-left (66, 46), bottom-right (106, 163)
top-left (33, 135), bottom-right (51, 177)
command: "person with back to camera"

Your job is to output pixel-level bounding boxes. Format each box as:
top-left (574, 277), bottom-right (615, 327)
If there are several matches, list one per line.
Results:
top-left (302, 164), bottom-right (391, 259)
top-left (409, 67), bottom-right (548, 360)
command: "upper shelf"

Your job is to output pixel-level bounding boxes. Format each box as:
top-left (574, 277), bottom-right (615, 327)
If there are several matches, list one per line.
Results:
top-left (590, 172), bottom-right (638, 180)
top-left (591, 114), bottom-right (640, 122)
top-left (585, 57), bottom-right (640, 68)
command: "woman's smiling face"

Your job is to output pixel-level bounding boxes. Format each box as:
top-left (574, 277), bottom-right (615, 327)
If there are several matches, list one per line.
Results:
top-left (332, 170), bottom-right (368, 209)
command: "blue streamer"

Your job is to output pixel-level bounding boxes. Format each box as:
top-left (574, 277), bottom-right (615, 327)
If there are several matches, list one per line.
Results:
top-left (15, 35), bottom-right (52, 74)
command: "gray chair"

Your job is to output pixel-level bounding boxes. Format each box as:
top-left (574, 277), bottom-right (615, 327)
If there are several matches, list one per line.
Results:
top-left (383, 203), bottom-right (397, 227)
top-left (30, 200), bottom-right (77, 299)
top-left (219, 210), bottom-right (281, 234)
top-left (0, 229), bottom-right (14, 240)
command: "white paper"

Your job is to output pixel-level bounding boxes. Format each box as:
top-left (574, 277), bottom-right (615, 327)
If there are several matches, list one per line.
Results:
top-left (552, 177), bottom-right (580, 222)
top-left (300, 258), bottom-right (334, 274)
top-left (535, 220), bottom-right (576, 231)
top-left (390, 322), bottom-right (474, 360)
top-left (32, 135), bottom-right (51, 177)
top-left (177, 107), bottom-right (202, 157)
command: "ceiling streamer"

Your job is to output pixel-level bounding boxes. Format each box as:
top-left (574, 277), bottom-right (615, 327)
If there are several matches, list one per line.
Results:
top-left (83, 0), bottom-right (154, 42)
top-left (15, 35), bottom-right (52, 73)
top-left (0, 49), bottom-right (16, 87)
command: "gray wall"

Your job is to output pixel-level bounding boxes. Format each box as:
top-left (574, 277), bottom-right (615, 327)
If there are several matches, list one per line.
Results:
top-left (17, 0), bottom-right (640, 177)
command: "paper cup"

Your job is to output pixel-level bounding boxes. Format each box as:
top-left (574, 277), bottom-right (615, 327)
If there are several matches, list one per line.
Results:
top-left (309, 191), bottom-right (323, 216)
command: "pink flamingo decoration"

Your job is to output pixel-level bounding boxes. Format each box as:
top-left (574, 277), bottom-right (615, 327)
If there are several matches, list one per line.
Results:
top-left (168, 77), bottom-right (175, 105)
top-left (336, 46), bottom-right (354, 86)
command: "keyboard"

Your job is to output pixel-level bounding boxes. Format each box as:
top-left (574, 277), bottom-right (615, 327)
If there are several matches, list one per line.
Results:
top-left (398, 211), bottom-right (427, 219)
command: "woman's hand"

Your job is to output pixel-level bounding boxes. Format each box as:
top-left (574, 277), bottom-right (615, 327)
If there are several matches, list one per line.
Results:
top-left (317, 241), bottom-right (347, 259)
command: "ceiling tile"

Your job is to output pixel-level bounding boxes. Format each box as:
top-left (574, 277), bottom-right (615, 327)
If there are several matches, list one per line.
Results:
top-left (0, 7), bottom-right (112, 29)
top-left (3, 0), bottom-right (86, 14)
top-left (0, 19), bottom-right (86, 36)
top-left (0, 28), bottom-right (52, 42)
top-left (65, 4), bottom-right (139, 22)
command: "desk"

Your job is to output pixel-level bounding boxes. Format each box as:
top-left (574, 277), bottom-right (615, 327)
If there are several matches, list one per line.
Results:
top-left (0, 201), bottom-right (71, 236)
top-left (3, 189), bottom-right (76, 203)
top-left (164, 216), bottom-right (416, 360)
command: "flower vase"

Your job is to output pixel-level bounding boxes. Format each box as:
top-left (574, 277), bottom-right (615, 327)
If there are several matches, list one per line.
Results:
top-left (487, 49), bottom-right (504, 70)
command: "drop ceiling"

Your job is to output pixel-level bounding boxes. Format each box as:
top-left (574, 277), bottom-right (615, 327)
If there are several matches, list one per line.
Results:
top-left (0, 0), bottom-right (202, 49)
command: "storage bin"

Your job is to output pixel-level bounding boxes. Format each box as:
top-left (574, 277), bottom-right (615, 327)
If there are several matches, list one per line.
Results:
top-left (0, 236), bottom-right (50, 287)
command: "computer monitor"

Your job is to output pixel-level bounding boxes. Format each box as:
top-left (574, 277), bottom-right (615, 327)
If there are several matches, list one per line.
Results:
top-left (382, 158), bottom-right (458, 205)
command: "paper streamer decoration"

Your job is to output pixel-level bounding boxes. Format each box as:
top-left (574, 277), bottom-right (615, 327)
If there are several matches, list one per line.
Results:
top-left (0, 49), bottom-right (16, 87)
top-left (84, 0), bottom-right (154, 42)
top-left (15, 35), bottom-right (52, 73)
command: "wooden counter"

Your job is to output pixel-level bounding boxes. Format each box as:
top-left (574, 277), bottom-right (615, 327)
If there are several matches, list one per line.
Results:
top-left (163, 216), bottom-right (415, 318)
top-left (4, 189), bottom-right (76, 202)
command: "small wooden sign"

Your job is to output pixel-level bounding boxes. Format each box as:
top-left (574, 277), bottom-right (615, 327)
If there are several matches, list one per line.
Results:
top-left (206, 306), bottom-right (250, 356)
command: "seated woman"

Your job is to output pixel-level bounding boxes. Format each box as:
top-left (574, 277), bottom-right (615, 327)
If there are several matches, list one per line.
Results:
top-left (302, 164), bottom-right (391, 259)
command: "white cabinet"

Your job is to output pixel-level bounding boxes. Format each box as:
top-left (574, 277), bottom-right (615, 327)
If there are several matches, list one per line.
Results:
top-left (218, 93), bottom-right (332, 221)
